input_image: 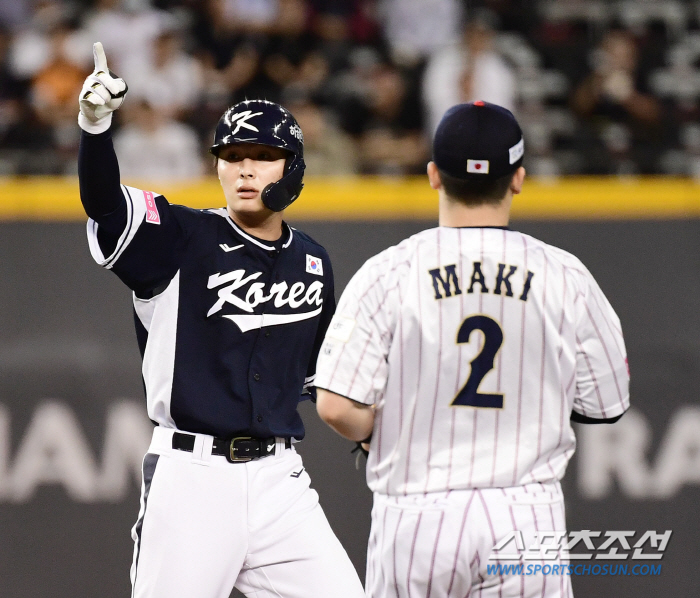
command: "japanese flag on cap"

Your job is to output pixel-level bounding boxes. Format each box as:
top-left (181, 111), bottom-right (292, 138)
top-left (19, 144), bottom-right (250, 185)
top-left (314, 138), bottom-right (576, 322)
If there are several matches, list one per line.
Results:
top-left (432, 101), bottom-right (524, 180)
top-left (467, 159), bottom-right (490, 174)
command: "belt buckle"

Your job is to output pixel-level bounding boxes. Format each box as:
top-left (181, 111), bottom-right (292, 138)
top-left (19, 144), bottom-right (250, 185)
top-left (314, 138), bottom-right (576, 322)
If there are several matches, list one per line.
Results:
top-left (229, 436), bottom-right (254, 462)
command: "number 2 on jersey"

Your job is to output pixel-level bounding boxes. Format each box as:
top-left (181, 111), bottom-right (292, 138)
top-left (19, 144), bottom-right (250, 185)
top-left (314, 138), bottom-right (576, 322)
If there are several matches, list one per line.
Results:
top-left (451, 315), bottom-right (504, 409)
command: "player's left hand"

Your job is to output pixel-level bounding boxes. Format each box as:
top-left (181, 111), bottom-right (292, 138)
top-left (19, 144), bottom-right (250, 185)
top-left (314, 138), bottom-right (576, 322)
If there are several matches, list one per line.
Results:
top-left (78, 42), bottom-right (128, 134)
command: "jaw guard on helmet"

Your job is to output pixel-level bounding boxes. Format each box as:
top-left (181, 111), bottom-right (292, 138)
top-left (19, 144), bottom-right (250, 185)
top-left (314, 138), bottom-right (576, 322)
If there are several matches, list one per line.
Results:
top-left (210, 99), bottom-right (305, 212)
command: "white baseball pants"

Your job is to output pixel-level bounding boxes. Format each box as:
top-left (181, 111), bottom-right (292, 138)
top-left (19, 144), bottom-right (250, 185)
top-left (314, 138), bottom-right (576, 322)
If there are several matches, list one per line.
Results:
top-left (130, 426), bottom-right (365, 598)
top-left (366, 483), bottom-right (574, 598)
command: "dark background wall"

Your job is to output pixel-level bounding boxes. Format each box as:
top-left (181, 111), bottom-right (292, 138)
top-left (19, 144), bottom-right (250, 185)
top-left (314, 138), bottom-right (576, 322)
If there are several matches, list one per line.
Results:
top-left (1, 219), bottom-right (698, 597)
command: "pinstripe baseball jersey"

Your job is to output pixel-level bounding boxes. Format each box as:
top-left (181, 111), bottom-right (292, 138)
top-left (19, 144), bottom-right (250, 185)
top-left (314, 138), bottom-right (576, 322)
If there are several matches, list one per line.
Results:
top-left (315, 226), bottom-right (629, 495)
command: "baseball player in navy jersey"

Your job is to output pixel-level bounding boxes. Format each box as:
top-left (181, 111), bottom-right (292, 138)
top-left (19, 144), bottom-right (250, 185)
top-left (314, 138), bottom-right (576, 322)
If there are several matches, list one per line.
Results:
top-left (315, 101), bottom-right (630, 597)
top-left (77, 42), bottom-right (364, 598)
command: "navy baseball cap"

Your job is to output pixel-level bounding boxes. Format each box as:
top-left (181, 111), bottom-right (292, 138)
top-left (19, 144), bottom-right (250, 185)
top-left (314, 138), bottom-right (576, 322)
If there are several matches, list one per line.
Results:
top-left (432, 101), bottom-right (524, 180)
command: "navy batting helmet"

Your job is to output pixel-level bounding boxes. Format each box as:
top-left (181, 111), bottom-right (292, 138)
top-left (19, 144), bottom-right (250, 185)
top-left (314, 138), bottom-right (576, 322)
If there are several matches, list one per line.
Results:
top-left (210, 99), bottom-right (305, 212)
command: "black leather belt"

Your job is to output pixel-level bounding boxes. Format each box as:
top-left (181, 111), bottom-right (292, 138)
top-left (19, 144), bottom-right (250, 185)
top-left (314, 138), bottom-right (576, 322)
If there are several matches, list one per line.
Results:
top-left (172, 432), bottom-right (291, 463)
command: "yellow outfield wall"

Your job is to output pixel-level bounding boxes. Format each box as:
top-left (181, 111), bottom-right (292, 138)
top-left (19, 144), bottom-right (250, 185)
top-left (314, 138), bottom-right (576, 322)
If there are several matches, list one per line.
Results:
top-left (1, 176), bottom-right (699, 221)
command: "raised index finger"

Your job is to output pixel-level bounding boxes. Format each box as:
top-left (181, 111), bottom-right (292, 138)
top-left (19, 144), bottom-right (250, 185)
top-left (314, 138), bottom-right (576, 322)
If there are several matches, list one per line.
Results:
top-left (93, 42), bottom-right (108, 73)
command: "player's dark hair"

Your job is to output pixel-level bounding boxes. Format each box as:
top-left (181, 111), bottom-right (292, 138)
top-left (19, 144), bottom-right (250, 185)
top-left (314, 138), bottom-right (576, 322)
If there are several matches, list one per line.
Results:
top-left (437, 168), bottom-right (515, 206)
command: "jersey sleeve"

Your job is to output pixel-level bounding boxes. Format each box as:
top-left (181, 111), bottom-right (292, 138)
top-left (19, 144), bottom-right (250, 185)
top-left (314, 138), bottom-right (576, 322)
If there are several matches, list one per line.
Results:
top-left (573, 271), bottom-right (630, 420)
top-left (301, 250), bottom-right (336, 402)
top-left (315, 254), bottom-right (396, 406)
top-left (79, 129), bottom-right (125, 230)
top-left (79, 128), bottom-right (188, 296)
top-left (86, 185), bottom-right (188, 296)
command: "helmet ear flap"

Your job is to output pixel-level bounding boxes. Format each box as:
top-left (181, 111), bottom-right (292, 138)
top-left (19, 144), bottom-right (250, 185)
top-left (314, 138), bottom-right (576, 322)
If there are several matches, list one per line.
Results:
top-left (261, 155), bottom-right (305, 212)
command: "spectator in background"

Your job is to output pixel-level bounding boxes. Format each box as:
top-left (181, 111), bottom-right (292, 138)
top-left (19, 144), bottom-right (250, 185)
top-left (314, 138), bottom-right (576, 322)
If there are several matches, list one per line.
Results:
top-left (572, 28), bottom-right (662, 174)
top-left (260, 0), bottom-right (313, 96)
top-left (0, 26), bottom-right (33, 173)
top-left (190, 0), bottom-right (245, 70)
top-left (285, 91), bottom-right (359, 175)
top-left (328, 46), bottom-right (426, 175)
top-left (342, 60), bottom-right (427, 175)
top-left (114, 98), bottom-right (204, 181)
top-left (191, 0), bottom-right (276, 108)
top-left (216, 0), bottom-right (280, 36)
top-left (29, 20), bottom-right (88, 173)
top-left (220, 43), bottom-right (265, 102)
top-left (289, 50), bottom-right (331, 100)
top-left (572, 29), bottom-right (660, 124)
top-left (127, 26), bottom-right (204, 120)
top-left (0, 0), bottom-right (696, 177)
top-left (661, 123), bottom-right (700, 180)
top-left (324, 44), bottom-right (377, 125)
top-left (192, 41), bottom-right (259, 143)
top-left (77, 0), bottom-right (168, 77)
top-left (193, 0), bottom-right (308, 108)
top-left (473, 0), bottom-right (534, 36)
top-left (0, 28), bottom-right (22, 126)
top-left (377, 0), bottom-right (463, 68)
top-left (8, 0), bottom-right (69, 81)
top-left (30, 22), bottom-right (86, 120)
top-left (0, 0), bottom-right (30, 32)
top-left (309, 1), bottom-right (354, 72)
top-left (422, 11), bottom-right (517, 134)
top-left (308, 0), bottom-right (381, 74)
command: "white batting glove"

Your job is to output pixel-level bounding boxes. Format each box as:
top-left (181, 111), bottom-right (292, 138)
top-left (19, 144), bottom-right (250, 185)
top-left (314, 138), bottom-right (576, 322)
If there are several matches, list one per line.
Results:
top-left (78, 42), bottom-right (128, 134)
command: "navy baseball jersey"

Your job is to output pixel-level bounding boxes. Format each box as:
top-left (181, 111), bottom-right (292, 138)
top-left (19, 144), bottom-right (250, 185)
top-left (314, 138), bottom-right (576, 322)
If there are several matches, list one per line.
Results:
top-left (86, 182), bottom-right (334, 440)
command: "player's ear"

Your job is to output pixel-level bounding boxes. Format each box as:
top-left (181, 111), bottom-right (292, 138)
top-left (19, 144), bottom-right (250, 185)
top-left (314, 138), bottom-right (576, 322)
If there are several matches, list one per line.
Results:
top-left (510, 166), bottom-right (526, 195)
top-left (427, 161), bottom-right (442, 190)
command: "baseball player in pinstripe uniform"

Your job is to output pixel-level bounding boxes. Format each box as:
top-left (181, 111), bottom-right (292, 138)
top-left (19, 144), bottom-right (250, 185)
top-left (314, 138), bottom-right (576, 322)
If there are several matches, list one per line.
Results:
top-left (77, 43), bottom-right (364, 598)
top-left (315, 101), bottom-right (630, 597)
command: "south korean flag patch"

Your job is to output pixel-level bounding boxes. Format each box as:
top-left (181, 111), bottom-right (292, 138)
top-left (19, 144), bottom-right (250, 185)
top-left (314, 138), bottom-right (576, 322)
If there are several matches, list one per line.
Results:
top-left (306, 254), bottom-right (323, 276)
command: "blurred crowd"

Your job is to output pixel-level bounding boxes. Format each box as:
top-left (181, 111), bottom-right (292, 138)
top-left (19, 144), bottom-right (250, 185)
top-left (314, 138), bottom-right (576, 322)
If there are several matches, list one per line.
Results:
top-left (1, 0), bottom-right (700, 179)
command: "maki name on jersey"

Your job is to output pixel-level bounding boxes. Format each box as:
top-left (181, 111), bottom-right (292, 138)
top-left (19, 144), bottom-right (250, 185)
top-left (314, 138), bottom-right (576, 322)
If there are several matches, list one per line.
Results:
top-left (428, 261), bottom-right (535, 302)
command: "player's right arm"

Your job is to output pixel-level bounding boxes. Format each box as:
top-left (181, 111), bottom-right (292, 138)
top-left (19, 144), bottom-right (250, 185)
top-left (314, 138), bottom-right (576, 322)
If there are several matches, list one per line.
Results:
top-left (77, 43), bottom-right (183, 296)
